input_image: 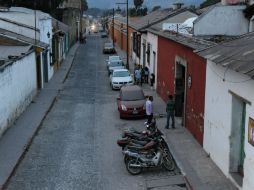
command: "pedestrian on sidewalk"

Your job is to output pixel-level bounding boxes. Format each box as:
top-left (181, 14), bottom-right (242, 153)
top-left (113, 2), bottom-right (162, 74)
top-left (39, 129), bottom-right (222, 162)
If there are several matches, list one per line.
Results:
top-left (135, 66), bottom-right (141, 85)
top-left (146, 96), bottom-right (153, 124)
top-left (144, 66), bottom-right (149, 83)
top-left (150, 73), bottom-right (155, 90)
top-left (165, 95), bottom-right (175, 129)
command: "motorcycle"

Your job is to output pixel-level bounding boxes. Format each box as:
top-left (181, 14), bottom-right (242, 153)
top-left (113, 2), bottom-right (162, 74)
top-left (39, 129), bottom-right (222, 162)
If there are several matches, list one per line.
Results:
top-left (123, 137), bottom-right (175, 175)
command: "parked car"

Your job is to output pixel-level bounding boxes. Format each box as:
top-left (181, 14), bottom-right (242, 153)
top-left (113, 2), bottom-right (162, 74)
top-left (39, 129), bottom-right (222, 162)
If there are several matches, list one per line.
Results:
top-left (103, 42), bottom-right (116, 54)
top-left (110, 69), bottom-right (133, 90)
top-left (117, 85), bottom-right (146, 119)
top-left (107, 55), bottom-right (121, 64)
top-left (101, 32), bottom-right (108, 38)
top-left (108, 60), bottom-right (125, 75)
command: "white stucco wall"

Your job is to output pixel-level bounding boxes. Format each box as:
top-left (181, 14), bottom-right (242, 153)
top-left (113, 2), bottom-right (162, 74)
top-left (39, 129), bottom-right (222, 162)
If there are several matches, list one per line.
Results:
top-left (0, 8), bottom-right (54, 82)
top-left (204, 61), bottom-right (254, 190)
top-left (0, 52), bottom-right (37, 137)
top-left (146, 32), bottom-right (158, 89)
top-left (39, 18), bottom-right (54, 81)
top-left (194, 5), bottom-right (249, 36)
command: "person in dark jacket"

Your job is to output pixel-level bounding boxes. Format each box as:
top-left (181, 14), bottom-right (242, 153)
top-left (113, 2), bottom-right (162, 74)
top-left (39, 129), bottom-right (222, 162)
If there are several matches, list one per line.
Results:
top-left (165, 95), bottom-right (175, 129)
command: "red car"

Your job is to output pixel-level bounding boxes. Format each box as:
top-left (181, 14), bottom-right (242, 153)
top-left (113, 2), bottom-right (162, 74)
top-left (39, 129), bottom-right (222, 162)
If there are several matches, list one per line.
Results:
top-left (117, 85), bottom-right (146, 119)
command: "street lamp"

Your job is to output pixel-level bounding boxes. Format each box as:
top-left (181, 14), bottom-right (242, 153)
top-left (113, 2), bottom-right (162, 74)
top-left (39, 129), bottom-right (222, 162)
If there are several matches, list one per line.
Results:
top-left (116, 0), bottom-right (129, 70)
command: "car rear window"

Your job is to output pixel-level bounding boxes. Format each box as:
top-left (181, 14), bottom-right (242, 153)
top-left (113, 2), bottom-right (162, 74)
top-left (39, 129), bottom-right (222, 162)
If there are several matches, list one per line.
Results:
top-left (105, 43), bottom-right (113, 48)
top-left (109, 61), bottom-right (124, 67)
top-left (121, 90), bottom-right (145, 101)
top-left (113, 71), bottom-right (130, 77)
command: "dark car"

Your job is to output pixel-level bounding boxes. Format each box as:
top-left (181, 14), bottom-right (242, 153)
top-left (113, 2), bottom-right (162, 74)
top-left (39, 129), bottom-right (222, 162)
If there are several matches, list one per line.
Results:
top-left (117, 85), bottom-right (146, 119)
top-left (103, 42), bottom-right (116, 54)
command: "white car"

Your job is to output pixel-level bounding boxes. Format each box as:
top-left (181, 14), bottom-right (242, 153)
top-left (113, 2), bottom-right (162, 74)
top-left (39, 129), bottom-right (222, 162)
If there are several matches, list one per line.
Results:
top-left (110, 69), bottom-right (133, 90)
top-left (108, 60), bottom-right (125, 75)
top-left (106, 56), bottom-right (121, 67)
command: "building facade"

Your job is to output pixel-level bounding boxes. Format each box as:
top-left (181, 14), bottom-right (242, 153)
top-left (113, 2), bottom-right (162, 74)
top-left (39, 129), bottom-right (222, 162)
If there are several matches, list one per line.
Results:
top-left (199, 33), bottom-right (254, 190)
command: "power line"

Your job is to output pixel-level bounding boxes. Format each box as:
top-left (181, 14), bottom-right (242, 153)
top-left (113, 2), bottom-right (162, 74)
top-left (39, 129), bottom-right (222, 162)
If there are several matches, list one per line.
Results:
top-left (207, 63), bottom-right (254, 84)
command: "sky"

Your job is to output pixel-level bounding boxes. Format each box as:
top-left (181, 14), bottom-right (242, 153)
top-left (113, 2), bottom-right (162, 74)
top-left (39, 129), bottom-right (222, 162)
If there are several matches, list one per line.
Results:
top-left (87, 0), bottom-right (205, 9)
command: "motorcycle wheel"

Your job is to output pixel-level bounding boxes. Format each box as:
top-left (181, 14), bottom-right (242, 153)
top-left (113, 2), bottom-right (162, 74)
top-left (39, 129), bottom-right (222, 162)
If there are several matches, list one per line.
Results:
top-left (124, 155), bottom-right (130, 164)
top-left (162, 154), bottom-right (175, 171)
top-left (126, 158), bottom-right (142, 175)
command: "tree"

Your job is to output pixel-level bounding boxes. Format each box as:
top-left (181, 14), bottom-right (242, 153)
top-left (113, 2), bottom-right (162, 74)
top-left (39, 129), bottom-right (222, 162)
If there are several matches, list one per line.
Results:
top-left (152, 6), bottom-right (161, 12)
top-left (0, 0), bottom-right (65, 15)
top-left (133, 0), bottom-right (144, 10)
top-left (82, 0), bottom-right (88, 12)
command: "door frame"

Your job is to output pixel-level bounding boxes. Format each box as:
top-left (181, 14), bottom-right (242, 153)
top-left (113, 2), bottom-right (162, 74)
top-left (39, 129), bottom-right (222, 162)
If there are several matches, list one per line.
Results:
top-left (174, 56), bottom-right (187, 126)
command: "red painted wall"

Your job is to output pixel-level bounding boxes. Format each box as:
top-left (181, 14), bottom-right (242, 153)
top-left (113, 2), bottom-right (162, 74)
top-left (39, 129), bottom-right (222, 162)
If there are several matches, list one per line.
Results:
top-left (157, 36), bottom-right (206, 145)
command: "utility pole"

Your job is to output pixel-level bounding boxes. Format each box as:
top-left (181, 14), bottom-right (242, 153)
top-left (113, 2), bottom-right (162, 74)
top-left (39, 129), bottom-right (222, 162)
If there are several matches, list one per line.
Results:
top-left (112, 8), bottom-right (115, 47)
top-left (116, 0), bottom-right (129, 69)
top-left (34, 1), bottom-right (37, 45)
top-left (126, 0), bottom-right (129, 70)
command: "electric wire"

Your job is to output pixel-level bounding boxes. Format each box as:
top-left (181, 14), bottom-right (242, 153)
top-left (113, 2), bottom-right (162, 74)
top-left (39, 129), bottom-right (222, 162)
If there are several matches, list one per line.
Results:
top-left (207, 64), bottom-right (254, 84)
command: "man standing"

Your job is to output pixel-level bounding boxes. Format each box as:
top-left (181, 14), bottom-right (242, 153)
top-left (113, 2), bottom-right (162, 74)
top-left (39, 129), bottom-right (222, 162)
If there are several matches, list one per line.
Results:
top-left (146, 96), bottom-right (153, 124)
top-left (165, 95), bottom-right (175, 129)
top-left (135, 67), bottom-right (141, 85)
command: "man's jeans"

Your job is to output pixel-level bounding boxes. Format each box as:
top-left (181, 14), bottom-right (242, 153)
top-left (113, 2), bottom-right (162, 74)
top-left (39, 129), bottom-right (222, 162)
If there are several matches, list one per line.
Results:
top-left (166, 112), bottom-right (175, 128)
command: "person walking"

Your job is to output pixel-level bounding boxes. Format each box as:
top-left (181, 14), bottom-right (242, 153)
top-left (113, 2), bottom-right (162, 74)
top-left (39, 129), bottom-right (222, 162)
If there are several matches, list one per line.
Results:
top-left (150, 73), bottom-right (155, 90)
top-left (146, 96), bottom-right (153, 124)
top-left (135, 67), bottom-right (141, 85)
top-left (165, 95), bottom-right (175, 129)
top-left (144, 67), bottom-right (149, 83)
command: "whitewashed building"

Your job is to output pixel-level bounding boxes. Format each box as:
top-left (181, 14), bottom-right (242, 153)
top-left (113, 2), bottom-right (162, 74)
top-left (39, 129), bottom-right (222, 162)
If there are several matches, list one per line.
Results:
top-left (193, 1), bottom-right (251, 37)
top-left (198, 32), bottom-right (254, 190)
top-left (0, 7), bottom-right (54, 86)
top-left (144, 9), bottom-right (197, 89)
top-left (0, 41), bottom-right (37, 137)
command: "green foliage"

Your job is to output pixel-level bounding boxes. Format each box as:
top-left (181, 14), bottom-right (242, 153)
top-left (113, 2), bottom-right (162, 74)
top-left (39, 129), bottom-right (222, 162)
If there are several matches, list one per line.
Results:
top-left (200, 0), bottom-right (220, 8)
top-left (129, 7), bottom-right (147, 17)
top-left (82, 0), bottom-right (88, 12)
top-left (151, 6), bottom-right (161, 12)
top-left (133, 0), bottom-right (144, 10)
top-left (0, 0), bottom-right (64, 14)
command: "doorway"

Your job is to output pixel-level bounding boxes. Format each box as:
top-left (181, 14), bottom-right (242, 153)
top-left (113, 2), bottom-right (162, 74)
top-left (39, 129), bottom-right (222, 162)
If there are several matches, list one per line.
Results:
top-left (229, 95), bottom-right (246, 186)
top-left (43, 50), bottom-right (48, 83)
top-left (142, 41), bottom-right (146, 68)
top-left (36, 54), bottom-right (42, 89)
top-left (175, 58), bottom-right (187, 125)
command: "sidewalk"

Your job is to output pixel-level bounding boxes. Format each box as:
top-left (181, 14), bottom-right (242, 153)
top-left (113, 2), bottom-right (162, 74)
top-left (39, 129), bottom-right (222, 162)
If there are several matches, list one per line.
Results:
top-left (0, 43), bottom-right (79, 189)
top-left (114, 46), bottom-right (237, 190)
top-left (142, 84), bottom-right (237, 190)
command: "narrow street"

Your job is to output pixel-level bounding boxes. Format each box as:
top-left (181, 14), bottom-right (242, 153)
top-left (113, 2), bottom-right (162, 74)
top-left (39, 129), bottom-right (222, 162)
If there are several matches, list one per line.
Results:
top-left (4, 35), bottom-right (181, 190)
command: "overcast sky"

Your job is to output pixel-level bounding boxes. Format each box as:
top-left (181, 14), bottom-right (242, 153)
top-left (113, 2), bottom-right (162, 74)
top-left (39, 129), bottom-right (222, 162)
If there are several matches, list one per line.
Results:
top-left (87, 0), bottom-right (205, 9)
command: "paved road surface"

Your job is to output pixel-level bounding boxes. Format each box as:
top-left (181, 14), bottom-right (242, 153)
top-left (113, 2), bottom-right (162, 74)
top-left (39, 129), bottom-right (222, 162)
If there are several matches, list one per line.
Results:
top-left (5, 35), bottom-right (180, 190)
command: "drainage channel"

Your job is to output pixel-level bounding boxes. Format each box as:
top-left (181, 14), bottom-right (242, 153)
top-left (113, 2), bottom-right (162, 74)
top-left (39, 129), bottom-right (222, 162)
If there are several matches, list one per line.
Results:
top-left (144, 152), bottom-right (190, 190)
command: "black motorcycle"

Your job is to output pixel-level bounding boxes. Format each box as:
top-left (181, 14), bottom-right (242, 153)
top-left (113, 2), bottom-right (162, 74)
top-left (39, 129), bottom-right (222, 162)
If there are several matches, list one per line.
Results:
top-left (123, 137), bottom-right (175, 175)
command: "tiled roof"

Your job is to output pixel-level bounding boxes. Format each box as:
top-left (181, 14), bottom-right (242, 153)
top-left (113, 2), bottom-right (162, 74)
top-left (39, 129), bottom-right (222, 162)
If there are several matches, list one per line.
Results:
top-left (129, 8), bottom-right (189, 31)
top-left (0, 28), bottom-right (48, 49)
top-left (197, 32), bottom-right (254, 78)
top-left (0, 45), bottom-right (32, 60)
top-left (147, 28), bottom-right (216, 50)
top-left (52, 18), bottom-right (69, 33)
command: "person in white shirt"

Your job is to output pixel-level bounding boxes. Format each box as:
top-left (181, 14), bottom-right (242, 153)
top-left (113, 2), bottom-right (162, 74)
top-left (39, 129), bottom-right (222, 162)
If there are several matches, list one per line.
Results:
top-left (146, 96), bottom-right (153, 124)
